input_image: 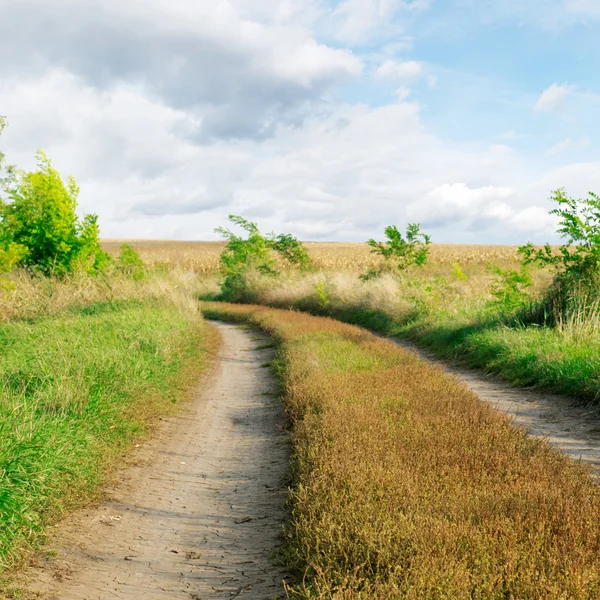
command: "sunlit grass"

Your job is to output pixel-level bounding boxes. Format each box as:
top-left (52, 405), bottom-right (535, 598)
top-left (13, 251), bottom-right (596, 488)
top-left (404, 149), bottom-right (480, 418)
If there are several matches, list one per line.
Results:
top-left (203, 303), bottom-right (600, 599)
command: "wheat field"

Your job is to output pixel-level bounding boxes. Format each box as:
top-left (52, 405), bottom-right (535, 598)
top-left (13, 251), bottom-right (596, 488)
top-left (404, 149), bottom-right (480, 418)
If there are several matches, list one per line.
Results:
top-left (102, 240), bottom-right (522, 274)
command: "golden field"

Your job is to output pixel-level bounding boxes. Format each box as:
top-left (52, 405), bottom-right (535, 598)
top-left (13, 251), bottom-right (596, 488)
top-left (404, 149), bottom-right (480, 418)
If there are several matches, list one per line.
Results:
top-left (102, 240), bottom-right (522, 274)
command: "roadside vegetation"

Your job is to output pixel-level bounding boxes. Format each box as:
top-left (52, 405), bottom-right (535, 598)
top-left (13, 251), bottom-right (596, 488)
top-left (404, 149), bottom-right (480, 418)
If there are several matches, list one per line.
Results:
top-left (207, 190), bottom-right (600, 403)
top-left (0, 121), bottom-right (213, 571)
top-left (203, 302), bottom-right (600, 599)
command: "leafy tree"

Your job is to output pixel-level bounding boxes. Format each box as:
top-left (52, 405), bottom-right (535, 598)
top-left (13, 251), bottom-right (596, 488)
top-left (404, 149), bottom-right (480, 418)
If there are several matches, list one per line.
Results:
top-left (519, 189), bottom-right (600, 324)
top-left (215, 215), bottom-right (311, 301)
top-left (519, 189), bottom-right (600, 279)
top-left (0, 151), bottom-right (108, 275)
top-left (0, 118), bottom-right (22, 273)
top-left (361, 223), bottom-right (431, 280)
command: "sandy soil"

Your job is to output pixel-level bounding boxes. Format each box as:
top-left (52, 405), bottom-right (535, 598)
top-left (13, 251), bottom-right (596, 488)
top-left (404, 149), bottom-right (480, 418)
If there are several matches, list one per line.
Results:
top-left (19, 323), bottom-right (289, 599)
top-left (393, 338), bottom-right (600, 477)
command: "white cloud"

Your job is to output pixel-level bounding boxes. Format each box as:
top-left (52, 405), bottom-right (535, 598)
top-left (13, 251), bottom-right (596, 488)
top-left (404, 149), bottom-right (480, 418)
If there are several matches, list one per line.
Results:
top-left (535, 84), bottom-right (573, 112)
top-left (1, 0), bottom-right (598, 244)
top-left (376, 59), bottom-right (424, 81)
top-left (405, 183), bottom-right (515, 226)
top-left (546, 137), bottom-right (591, 155)
top-left (566, 0), bottom-right (600, 19)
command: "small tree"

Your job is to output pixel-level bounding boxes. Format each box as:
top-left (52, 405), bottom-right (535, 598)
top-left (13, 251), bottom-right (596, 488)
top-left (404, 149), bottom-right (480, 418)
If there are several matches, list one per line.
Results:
top-left (0, 151), bottom-right (108, 275)
top-left (215, 215), bottom-right (310, 301)
top-left (519, 189), bottom-right (600, 325)
top-left (0, 118), bottom-right (22, 273)
top-left (361, 223), bottom-right (431, 280)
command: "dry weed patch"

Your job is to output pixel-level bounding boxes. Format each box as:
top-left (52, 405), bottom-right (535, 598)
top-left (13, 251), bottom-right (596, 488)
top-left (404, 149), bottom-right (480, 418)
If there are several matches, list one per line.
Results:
top-left (203, 302), bottom-right (600, 599)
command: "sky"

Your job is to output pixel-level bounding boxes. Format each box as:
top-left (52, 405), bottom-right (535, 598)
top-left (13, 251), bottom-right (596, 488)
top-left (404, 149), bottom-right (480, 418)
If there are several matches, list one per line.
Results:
top-left (1, 0), bottom-right (599, 243)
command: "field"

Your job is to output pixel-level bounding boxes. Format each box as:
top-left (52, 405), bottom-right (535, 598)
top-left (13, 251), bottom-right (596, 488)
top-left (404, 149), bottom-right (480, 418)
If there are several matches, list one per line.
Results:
top-left (101, 240), bottom-right (523, 274)
top-left (0, 269), bottom-right (214, 572)
top-left (4, 237), bottom-right (600, 598)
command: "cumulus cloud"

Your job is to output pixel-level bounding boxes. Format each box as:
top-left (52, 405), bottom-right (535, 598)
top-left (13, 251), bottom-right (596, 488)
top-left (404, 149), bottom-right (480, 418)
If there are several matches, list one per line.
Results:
top-left (0, 0), bottom-right (593, 243)
top-left (535, 84), bottom-right (572, 113)
top-left (0, 0), bottom-right (362, 141)
top-left (405, 183), bottom-right (515, 227)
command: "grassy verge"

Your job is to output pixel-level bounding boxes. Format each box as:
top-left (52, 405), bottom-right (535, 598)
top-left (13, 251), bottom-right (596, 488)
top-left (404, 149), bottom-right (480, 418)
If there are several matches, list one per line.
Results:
top-left (233, 269), bottom-right (600, 403)
top-left (203, 302), bottom-right (600, 599)
top-left (327, 305), bottom-right (600, 402)
top-left (0, 297), bottom-right (213, 571)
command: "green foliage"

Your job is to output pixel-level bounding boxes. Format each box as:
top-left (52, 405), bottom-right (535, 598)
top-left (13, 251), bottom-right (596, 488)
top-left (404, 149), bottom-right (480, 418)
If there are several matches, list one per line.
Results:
top-left (215, 215), bottom-right (311, 301)
top-left (361, 223), bottom-right (431, 280)
top-left (0, 151), bottom-right (108, 275)
top-left (489, 266), bottom-right (532, 312)
top-left (313, 280), bottom-right (332, 311)
top-left (0, 117), bottom-right (16, 195)
top-left (519, 189), bottom-right (600, 325)
top-left (117, 244), bottom-right (145, 280)
top-left (452, 263), bottom-right (468, 281)
top-left (271, 233), bottom-right (311, 270)
top-left (519, 189), bottom-right (600, 280)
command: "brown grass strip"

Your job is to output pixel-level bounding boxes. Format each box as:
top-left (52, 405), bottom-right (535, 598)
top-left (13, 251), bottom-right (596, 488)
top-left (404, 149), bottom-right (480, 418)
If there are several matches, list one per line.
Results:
top-left (202, 302), bottom-right (600, 599)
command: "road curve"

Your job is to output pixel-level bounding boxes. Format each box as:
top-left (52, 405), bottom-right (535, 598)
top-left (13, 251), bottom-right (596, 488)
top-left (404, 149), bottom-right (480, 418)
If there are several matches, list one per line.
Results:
top-left (392, 337), bottom-right (600, 477)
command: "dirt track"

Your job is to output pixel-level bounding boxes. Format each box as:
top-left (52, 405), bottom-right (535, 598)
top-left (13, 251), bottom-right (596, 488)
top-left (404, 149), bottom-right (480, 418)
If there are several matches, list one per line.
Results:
top-left (393, 337), bottom-right (600, 477)
top-left (21, 323), bottom-right (289, 599)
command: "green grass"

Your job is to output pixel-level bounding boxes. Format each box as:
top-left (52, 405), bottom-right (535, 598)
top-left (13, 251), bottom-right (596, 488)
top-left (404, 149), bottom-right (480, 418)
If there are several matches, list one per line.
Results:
top-left (0, 299), bottom-right (210, 569)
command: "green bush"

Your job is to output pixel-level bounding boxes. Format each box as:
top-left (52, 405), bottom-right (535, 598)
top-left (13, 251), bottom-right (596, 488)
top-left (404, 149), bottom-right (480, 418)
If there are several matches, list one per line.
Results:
top-left (361, 223), bottom-right (431, 280)
top-left (215, 215), bottom-right (310, 301)
top-left (0, 151), bottom-right (108, 275)
top-left (519, 189), bottom-right (600, 325)
top-left (488, 266), bottom-right (532, 313)
top-left (117, 244), bottom-right (145, 280)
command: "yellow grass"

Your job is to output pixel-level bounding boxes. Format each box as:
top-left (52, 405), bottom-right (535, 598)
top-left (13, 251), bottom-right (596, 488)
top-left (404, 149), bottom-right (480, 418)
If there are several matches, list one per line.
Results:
top-left (102, 241), bottom-right (522, 275)
top-left (203, 303), bottom-right (600, 599)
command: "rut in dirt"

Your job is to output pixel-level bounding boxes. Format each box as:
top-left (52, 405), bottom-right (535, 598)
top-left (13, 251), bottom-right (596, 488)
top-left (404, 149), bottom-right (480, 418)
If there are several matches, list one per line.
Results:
top-left (392, 337), bottom-right (600, 477)
top-left (22, 322), bottom-right (290, 599)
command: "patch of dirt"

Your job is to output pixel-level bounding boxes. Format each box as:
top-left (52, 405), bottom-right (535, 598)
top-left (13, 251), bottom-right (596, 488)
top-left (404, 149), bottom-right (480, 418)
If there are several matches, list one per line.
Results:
top-left (393, 338), bottom-right (600, 477)
top-left (18, 323), bottom-right (290, 599)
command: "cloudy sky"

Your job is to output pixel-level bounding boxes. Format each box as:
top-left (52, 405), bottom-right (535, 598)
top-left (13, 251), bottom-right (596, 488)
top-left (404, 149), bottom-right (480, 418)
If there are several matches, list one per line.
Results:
top-left (1, 0), bottom-right (599, 242)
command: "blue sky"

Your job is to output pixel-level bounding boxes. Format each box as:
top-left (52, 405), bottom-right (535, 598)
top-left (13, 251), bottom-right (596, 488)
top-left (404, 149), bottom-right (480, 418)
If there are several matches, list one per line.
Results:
top-left (1, 0), bottom-right (599, 243)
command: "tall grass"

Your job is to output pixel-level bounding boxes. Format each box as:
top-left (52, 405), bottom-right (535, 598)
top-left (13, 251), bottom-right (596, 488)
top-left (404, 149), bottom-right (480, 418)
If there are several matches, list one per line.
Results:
top-left (0, 294), bottom-right (213, 570)
top-left (0, 267), bottom-right (201, 322)
top-left (203, 303), bottom-right (600, 599)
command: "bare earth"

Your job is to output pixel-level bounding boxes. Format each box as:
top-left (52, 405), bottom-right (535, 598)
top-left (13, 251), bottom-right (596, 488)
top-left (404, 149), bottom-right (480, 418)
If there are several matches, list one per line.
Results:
top-left (20, 323), bottom-right (289, 599)
top-left (393, 338), bottom-right (600, 477)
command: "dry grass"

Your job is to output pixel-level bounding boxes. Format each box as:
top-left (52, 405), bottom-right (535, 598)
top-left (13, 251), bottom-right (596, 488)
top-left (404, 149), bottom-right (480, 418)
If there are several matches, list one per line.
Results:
top-left (204, 303), bottom-right (600, 599)
top-left (102, 240), bottom-right (522, 275)
top-left (0, 268), bottom-right (201, 322)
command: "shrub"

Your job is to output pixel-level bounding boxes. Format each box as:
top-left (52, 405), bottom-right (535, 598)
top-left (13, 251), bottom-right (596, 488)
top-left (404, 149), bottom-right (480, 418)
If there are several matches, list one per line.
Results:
top-left (117, 244), bottom-right (145, 280)
top-left (488, 266), bottom-right (532, 313)
top-left (215, 215), bottom-right (310, 301)
top-left (361, 223), bottom-right (431, 280)
top-left (0, 151), bottom-right (108, 275)
top-left (519, 189), bottom-right (600, 325)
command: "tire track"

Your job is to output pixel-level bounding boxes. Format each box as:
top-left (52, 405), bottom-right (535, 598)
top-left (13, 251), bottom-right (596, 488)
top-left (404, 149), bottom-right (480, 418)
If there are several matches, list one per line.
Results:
top-left (20, 323), bottom-right (289, 599)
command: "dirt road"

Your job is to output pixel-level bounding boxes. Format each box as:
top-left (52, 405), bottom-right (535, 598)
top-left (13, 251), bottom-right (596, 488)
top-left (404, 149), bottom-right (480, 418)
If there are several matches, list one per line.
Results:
top-left (393, 337), bottom-right (600, 477)
top-left (21, 323), bottom-right (289, 599)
